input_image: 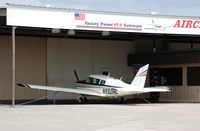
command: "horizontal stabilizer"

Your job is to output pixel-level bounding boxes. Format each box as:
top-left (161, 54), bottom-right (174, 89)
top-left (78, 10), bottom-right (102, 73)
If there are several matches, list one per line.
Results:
top-left (143, 86), bottom-right (170, 92)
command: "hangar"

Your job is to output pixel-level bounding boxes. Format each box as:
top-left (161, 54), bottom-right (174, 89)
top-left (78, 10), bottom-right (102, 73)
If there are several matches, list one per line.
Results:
top-left (1, 3), bottom-right (200, 104)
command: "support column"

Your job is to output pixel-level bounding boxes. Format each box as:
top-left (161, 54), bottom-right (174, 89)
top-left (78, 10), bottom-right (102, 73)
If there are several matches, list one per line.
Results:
top-left (12, 26), bottom-right (17, 107)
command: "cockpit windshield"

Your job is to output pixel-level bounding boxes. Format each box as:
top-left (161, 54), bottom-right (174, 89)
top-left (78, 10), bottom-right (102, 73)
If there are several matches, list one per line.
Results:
top-left (85, 77), bottom-right (105, 85)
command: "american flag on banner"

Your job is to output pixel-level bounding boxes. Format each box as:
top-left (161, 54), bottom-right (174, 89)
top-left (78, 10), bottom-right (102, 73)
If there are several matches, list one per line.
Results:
top-left (74, 13), bottom-right (85, 20)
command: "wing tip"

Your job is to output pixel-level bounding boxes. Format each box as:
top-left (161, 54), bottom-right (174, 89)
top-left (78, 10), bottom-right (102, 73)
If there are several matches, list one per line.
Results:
top-left (16, 83), bottom-right (30, 88)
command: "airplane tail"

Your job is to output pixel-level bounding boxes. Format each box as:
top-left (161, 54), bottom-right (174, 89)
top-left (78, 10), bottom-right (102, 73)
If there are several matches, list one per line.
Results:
top-left (130, 64), bottom-right (149, 90)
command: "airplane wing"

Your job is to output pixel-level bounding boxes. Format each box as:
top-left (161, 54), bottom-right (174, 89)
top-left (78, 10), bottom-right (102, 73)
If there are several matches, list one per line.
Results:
top-left (143, 86), bottom-right (170, 92)
top-left (17, 84), bottom-right (104, 97)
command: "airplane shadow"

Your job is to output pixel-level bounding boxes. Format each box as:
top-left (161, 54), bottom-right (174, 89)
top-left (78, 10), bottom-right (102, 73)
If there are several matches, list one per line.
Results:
top-left (0, 98), bottom-right (161, 106)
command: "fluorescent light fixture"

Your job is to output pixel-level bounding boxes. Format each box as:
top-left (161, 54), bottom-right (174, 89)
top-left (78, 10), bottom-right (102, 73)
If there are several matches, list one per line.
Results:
top-left (67, 29), bottom-right (76, 35)
top-left (51, 28), bottom-right (60, 34)
top-left (102, 31), bottom-right (110, 36)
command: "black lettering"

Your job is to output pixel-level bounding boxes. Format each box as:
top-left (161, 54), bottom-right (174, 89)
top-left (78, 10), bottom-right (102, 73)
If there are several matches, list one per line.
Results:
top-left (102, 88), bottom-right (118, 94)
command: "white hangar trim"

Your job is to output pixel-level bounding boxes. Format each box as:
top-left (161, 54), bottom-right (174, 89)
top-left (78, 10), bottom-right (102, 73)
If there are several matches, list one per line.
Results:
top-left (5, 3), bottom-right (200, 35)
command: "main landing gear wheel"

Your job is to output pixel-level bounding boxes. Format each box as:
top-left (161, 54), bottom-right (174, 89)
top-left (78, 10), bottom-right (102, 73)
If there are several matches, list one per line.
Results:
top-left (78, 96), bottom-right (88, 104)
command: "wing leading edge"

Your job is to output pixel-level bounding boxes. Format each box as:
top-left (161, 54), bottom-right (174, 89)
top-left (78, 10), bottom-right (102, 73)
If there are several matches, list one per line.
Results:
top-left (17, 84), bottom-right (104, 97)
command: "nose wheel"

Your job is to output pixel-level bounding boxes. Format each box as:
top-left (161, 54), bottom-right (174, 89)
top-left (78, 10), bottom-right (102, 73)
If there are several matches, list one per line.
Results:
top-left (78, 95), bottom-right (88, 104)
top-left (119, 97), bottom-right (126, 104)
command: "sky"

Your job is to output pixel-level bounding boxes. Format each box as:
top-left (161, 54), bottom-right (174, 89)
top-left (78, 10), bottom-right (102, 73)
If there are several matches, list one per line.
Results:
top-left (0, 0), bottom-right (200, 16)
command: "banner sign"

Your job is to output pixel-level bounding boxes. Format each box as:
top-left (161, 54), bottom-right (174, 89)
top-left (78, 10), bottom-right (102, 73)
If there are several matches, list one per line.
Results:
top-left (73, 12), bottom-right (200, 35)
top-left (6, 5), bottom-right (200, 35)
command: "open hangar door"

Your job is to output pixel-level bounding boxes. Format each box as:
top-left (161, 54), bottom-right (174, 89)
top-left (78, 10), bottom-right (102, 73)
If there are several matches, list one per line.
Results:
top-left (3, 4), bottom-right (200, 104)
top-left (0, 28), bottom-right (136, 102)
top-left (0, 35), bottom-right (46, 102)
top-left (128, 36), bottom-right (200, 102)
top-left (46, 38), bottom-right (135, 100)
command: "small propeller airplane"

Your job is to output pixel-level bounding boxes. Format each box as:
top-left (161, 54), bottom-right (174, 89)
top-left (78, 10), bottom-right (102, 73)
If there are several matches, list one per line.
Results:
top-left (17, 64), bottom-right (170, 103)
top-left (147, 19), bottom-right (171, 31)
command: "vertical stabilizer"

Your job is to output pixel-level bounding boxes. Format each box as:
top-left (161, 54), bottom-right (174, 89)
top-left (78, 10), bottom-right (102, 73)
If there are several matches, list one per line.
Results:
top-left (130, 64), bottom-right (149, 90)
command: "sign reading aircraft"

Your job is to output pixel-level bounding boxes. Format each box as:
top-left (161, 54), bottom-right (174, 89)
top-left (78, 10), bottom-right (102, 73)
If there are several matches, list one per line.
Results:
top-left (17, 64), bottom-right (170, 103)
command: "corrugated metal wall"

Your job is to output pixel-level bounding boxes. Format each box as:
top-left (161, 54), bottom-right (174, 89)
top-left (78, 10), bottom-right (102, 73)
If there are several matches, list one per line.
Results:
top-left (0, 35), bottom-right (46, 100)
top-left (128, 51), bottom-right (200, 66)
top-left (47, 38), bottom-right (134, 100)
top-left (159, 65), bottom-right (200, 102)
top-left (131, 39), bottom-right (200, 102)
top-left (158, 42), bottom-right (200, 102)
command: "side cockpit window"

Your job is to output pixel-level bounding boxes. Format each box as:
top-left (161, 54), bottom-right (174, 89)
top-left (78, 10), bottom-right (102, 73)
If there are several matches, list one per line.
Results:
top-left (85, 77), bottom-right (105, 85)
top-left (86, 77), bottom-right (93, 83)
top-left (100, 80), bottom-right (105, 85)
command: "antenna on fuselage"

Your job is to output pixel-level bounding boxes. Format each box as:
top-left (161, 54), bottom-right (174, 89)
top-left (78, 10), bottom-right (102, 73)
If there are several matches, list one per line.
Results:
top-left (107, 73), bottom-right (110, 78)
top-left (120, 76), bottom-right (122, 80)
top-left (74, 70), bottom-right (80, 82)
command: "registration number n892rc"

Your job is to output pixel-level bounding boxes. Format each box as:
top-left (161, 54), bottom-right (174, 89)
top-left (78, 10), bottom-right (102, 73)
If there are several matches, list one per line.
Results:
top-left (102, 88), bottom-right (118, 94)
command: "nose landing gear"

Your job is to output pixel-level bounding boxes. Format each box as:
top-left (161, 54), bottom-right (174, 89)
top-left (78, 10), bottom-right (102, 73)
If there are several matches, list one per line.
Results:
top-left (119, 97), bottom-right (126, 104)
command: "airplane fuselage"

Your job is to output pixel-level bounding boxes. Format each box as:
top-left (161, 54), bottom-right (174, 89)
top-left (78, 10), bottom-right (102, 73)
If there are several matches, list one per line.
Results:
top-left (75, 80), bottom-right (142, 98)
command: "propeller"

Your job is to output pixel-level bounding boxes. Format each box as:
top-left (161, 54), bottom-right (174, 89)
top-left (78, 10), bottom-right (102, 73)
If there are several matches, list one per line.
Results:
top-left (74, 70), bottom-right (80, 82)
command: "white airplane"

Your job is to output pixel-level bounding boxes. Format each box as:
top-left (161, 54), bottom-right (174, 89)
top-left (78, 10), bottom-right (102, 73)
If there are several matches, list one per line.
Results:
top-left (147, 19), bottom-right (171, 31)
top-left (17, 64), bottom-right (170, 103)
